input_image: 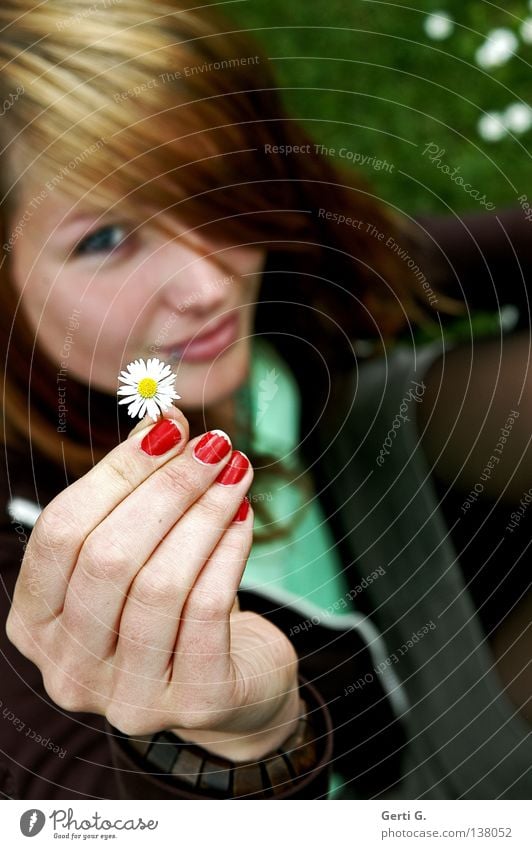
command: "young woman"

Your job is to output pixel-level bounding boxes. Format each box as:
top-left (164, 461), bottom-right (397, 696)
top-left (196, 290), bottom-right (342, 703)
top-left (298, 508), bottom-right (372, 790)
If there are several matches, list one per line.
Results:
top-left (1, 0), bottom-right (531, 799)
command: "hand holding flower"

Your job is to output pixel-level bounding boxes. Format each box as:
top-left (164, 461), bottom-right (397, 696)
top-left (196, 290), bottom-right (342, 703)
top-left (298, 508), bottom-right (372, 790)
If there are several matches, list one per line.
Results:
top-left (6, 362), bottom-right (300, 762)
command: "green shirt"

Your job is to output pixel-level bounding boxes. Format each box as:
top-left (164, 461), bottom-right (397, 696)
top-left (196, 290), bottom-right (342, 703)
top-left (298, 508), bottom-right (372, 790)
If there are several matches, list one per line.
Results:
top-left (237, 337), bottom-right (405, 799)
top-left (238, 337), bottom-right (353, 615)
top-left (236, 337), bottom-right (356, 797)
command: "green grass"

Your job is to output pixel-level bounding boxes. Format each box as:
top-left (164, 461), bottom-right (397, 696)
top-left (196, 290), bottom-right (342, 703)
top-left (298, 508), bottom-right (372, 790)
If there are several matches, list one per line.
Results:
top-left (217, 0), bottom-right (532, 215)
top-left (212, 0), bottom-right (532, 342)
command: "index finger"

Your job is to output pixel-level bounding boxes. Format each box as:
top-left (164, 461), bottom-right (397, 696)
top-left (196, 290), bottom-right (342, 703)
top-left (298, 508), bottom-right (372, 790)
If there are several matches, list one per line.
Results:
top-left (14, 407), bottom-right (190, 611)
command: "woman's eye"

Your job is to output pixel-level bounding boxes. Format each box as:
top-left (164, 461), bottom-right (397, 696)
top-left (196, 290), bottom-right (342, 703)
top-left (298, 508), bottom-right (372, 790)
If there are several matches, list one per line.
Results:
top-left (74, 224), bottom-right (129, 257)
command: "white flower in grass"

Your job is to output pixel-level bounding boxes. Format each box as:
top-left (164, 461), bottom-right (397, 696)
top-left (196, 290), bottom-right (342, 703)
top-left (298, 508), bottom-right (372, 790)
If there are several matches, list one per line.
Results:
top-left (117, 357), bottom-right (181, 420)
top-left (477, 111), bottom-right (506, 142)
top-left (475, 28), bottom-right (518, 68)
top-left (503, 103), bottom-right (532, 134)
top-left (424, 12), bottom-right (454, 41)
top-left (520, 18), bottom-right (532, 45)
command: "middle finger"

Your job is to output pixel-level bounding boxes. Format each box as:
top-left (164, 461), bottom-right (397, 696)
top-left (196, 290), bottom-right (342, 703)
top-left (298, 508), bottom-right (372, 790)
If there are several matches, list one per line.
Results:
top-left (114, 452), bottom-right (253, 684)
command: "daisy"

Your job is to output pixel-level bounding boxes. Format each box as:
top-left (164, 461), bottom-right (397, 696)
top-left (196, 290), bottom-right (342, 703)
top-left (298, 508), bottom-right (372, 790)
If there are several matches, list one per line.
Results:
top-left (521, 18), bottom-right (532, 45)
top-left (503, 103), bottom-right (532, 135)
top-left (475, 28), bottom-right (518, 69)
top-left (477, 111), bottom-right (506, 142)
top-left (424, 12), bottom-right (454, 42)
top-left (117, 357), bottom-right (181, 421)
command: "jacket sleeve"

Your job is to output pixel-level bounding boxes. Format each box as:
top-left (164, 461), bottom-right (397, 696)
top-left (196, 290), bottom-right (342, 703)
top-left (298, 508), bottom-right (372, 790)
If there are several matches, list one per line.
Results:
top-left (416, 206), bottom-right (532, 325)
top-left (106, 676), bottom-right (333, 799)
top-left (0, 511), bottom-right (127, 800)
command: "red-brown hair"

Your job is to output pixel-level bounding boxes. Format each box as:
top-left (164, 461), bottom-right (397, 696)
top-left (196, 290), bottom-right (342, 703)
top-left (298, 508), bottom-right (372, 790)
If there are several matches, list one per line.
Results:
top-left (0, 0), bottom-right (463, 532)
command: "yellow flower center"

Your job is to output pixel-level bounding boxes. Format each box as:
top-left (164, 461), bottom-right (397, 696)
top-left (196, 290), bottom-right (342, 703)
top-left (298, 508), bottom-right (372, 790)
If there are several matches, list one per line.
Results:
top-left (137, 377), bottom-right (158, 399)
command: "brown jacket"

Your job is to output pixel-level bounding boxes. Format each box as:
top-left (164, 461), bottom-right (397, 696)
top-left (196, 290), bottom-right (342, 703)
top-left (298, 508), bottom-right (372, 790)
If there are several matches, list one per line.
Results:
top-left (1, 207), bottom-right (531, 799)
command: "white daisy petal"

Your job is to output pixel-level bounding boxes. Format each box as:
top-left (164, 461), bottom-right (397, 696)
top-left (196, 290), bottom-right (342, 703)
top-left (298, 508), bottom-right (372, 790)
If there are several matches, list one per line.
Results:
top-left (138, 400), bottom-right (150, 419)
top-left (125, 401), bottom-right (141, 418)
top-left (146, 399), bottom-right (160, 420)
top-left (117, 394), bottom-right (136, 404)
top-left (131, 361), bottom-right (146, 376)
top-left (157, 379), bottom-right (179, 393)
top-left (116, 356), bottom-right (181, 420)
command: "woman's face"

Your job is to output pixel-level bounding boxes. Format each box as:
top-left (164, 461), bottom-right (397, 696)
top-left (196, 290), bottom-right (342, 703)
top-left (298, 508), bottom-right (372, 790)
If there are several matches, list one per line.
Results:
top-left (9, 182), bottom-right (265, 411)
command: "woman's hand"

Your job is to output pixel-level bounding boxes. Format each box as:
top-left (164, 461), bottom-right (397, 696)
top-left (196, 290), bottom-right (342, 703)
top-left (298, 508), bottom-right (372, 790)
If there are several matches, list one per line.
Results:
top-left (6, 407), bottom-right (300, 761)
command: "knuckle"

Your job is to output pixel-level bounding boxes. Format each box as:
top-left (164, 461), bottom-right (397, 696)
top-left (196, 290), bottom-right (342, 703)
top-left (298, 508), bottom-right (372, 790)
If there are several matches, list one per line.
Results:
top-left (175, 713), bottom-right (209, 731)
top-left (5, 608), bottom-right (26, 653)
top-left (31, 503), bottom-right (81, 558)
top-left (44, 670), bottom-right (87, 712)
top-left (219, 532), bottom-right (248, 561)
top-left (105, 451), bottom-right (138, 492)
top-left (18, 550), bottom-right (46, 599)
top-left (156, 461), bottom-right (202, 499)
top-left (186, 586), bottom-right (233, 621)
top-left (5, 606), bottom-right (41, 661)
top-left (78, 532), bottom-right (131, 583)
top-left (119, 619), bottom-right (161, 654)
top-left (130, 568), bottom-right (179, 608)
top-left (174, 701), bottom-right (220, 731)
top-left (106, 707), bottom-right (151, 737)
top-left (198, 495), bottom-right (227, 522)
top-left (105, 705), bottom-right (130, 734)
top-left (4, 609), bottom-right (18, 645)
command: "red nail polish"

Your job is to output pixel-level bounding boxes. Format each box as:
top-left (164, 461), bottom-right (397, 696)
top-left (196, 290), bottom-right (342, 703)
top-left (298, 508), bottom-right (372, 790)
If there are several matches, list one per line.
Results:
top-left (140, 419), bottom-right (182, 456)
top-left (215, 451), bottom-right (249, 485)
top-left (193, 430), bottom-right (231, 464)
top-left (233, 496), bottom-right (250, 522)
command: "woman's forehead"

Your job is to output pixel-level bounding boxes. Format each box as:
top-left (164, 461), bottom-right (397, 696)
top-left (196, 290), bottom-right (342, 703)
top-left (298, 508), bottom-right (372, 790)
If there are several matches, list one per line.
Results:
top-left (10, 181), bottom-right (100, 237)
top-left (8, 179), bottom-right (199, 256)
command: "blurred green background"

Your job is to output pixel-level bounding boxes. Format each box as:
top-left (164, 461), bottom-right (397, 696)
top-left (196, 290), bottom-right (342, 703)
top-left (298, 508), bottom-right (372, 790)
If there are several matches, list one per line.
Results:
top-left (218, 0), bottom-right (532, 340)
top-left (224, 0), bottom-right (531, 212)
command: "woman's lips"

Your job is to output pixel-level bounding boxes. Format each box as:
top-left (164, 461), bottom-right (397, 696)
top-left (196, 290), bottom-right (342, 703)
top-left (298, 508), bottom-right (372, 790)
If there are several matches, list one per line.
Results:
top-left (160, 314), bottom-right (239, 363)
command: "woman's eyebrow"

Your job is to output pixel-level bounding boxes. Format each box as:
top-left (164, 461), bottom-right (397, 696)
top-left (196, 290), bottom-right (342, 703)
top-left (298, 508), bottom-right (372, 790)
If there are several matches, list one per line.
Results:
top-left (50, 210), bottom-right (114, 244)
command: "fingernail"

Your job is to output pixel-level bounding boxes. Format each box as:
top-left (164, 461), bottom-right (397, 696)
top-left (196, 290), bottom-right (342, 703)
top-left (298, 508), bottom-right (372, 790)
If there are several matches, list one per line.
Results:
top-left (215, 451), bottom-right (249, 485)
top-left (140, 419), bottom-right (182, 456)
top-left (193, 429), bottom-right (232, 465)
top-left (233, 496), bottom-right (250, 523)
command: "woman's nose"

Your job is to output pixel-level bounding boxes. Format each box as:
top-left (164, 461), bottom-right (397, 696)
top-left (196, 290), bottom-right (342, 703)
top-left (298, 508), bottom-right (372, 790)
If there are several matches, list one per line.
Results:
top-left (160, 254), bottom-right (231, 316)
